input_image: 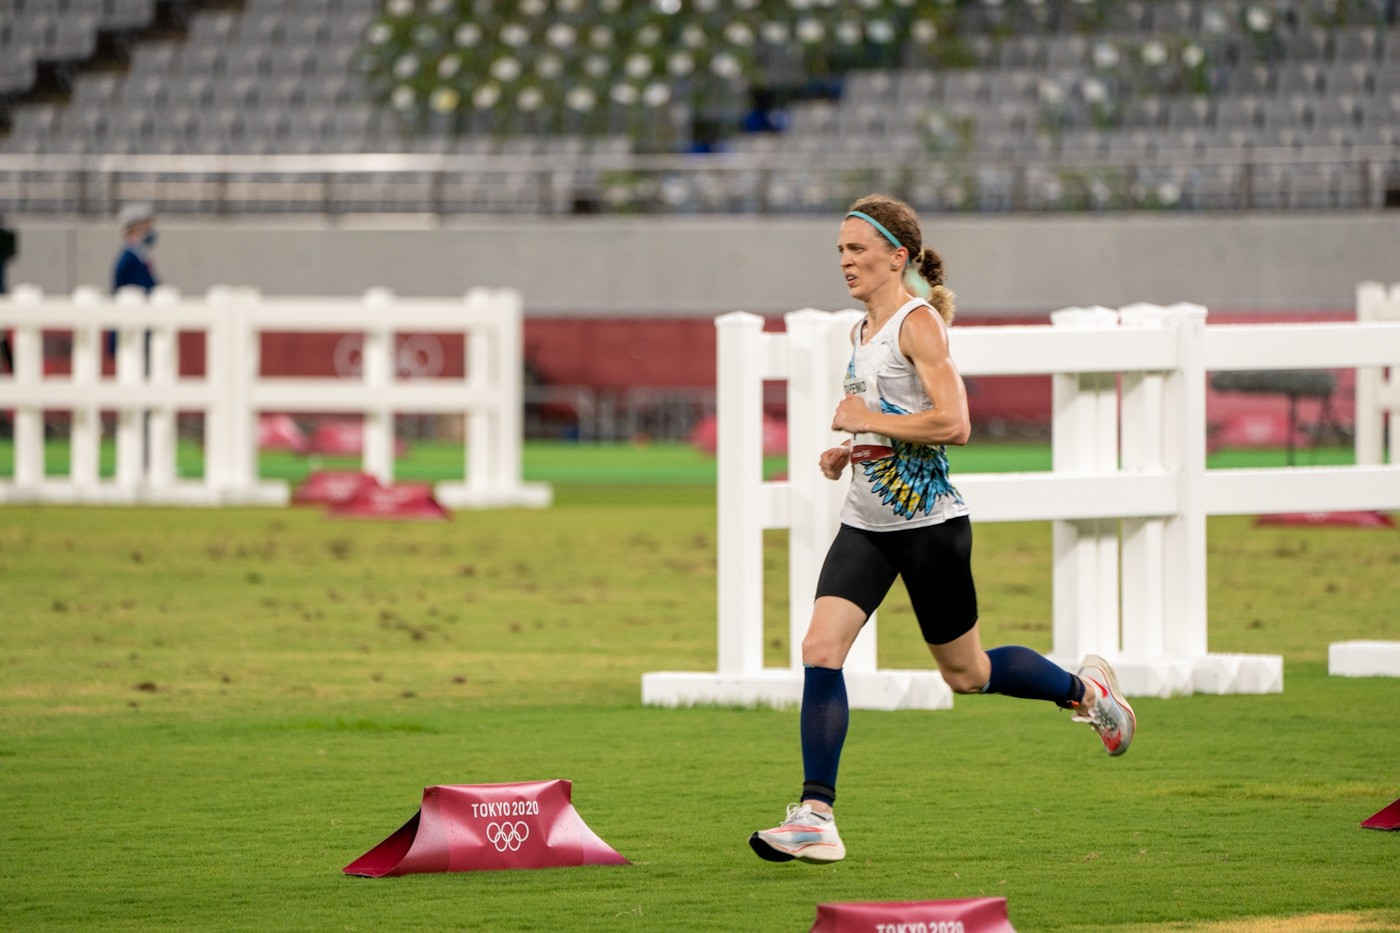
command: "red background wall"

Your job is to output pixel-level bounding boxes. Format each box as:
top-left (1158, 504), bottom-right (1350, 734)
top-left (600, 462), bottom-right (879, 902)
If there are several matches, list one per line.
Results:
top-left (41, 309), bottom-right (1356, 433)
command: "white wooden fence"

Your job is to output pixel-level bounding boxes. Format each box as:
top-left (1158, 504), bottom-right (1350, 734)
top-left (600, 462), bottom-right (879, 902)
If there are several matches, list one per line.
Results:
top-left (643, 287), bottom-right (1400, 710)
top-left (0, 285), bottom-right (551, 509)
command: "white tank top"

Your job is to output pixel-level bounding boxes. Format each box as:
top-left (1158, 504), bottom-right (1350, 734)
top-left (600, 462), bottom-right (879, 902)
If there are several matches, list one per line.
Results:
top-left (838, 297), bottom-right (970, 531)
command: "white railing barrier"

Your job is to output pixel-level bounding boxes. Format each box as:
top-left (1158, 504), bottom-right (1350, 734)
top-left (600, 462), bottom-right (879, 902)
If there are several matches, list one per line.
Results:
top-left (0, 283), bottom-right (256, 505)
top-left (0, 285), bottom-right (551, 509)
top-left (643, 299), bottom-right (1400, 709)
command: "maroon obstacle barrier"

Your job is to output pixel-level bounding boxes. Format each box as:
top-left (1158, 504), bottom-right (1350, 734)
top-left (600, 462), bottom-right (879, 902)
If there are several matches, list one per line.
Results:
top-left (328, 481), bottom-right (448, 520)
top-left (811, 897), bottom-right (1016, 933)
top-left (343, 780), bottom-right (629, 877)
top-left (1362, 799), bottom-right (1400, 831)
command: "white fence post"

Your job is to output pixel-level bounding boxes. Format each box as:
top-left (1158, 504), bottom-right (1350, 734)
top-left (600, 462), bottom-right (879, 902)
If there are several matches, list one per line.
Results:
top-left (360, 289), bottom-right (396, 486)
top-left (1116, 304), bottom-right (1206, 696)
top-left (69, 286), bottom-right (103, 489)
top-left (1161, 304), bottom-right (1211, 661)
top-left (113, 286), bottom-right (147, 494)
top-left (1341, 280), bottom-right (1400, 679)
top-left (202, 287), bottom-right (236, 494)
top-left (234, 288), bottom-right (270, 503)
top-left (1116, 304), bottom-right (1186, 696)
top-left (434, 288), bottom-right (552, 509)
top-left (1049, 307), bottom-right (1121, 666)
top-left (784, 309), bottom-right (873, 673)
top-left (714, 311), bottom-right (769, 679)
top-left (209, 285), bottom-right (268, 500)
top-left (1355, 281), bottom-right (1398, 466)
top-left (463, 291), bottom-right (494, 500)
top-left (10, 286), bottom-right (44, 488)
top-left (146, 286), bottom-right (180, 491)
top-left (489, 288), bottom-right (527, 499)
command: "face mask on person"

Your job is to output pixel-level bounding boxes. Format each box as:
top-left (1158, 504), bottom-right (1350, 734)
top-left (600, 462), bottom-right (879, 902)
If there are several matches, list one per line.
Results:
top-left (141, 229), bottom-right (158, 248)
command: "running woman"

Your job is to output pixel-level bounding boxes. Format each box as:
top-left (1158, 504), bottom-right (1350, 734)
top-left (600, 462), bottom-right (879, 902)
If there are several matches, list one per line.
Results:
top-left (749, 194), bottom-right (1136, 865)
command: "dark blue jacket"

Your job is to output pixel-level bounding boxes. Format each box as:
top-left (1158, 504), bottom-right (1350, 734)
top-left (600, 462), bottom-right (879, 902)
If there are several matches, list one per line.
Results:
top-left (109, 246), bottom-right (158, 356)
top-left (112, 246), bottom-right (157, 293)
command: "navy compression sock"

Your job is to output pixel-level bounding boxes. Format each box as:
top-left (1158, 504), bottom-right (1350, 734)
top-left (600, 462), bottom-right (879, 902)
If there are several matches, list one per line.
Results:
top-left (981, 645), bottom-right (1085, 709)
top-left (800, 665), bottom-right (848, 806)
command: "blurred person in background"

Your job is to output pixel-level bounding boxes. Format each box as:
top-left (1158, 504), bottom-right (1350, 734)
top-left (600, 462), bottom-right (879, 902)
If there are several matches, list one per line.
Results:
top-left (109, 204), bottom-right (159, 362)
top-left (112, 203), bottom-right (158, 296)
top-left (0, 210), bottom-right (15, 374)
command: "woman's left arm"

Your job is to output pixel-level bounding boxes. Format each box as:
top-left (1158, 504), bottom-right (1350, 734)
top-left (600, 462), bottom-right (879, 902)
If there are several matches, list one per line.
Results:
top-left (830, 308), bottom-right (971, 446)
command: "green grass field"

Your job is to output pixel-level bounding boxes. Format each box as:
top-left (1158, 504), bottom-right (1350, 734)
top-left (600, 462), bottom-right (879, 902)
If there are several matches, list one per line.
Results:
top-left (2, 442), bottom-right (1398, 931)
top-left (0, 434), bottom-right (1361, 485)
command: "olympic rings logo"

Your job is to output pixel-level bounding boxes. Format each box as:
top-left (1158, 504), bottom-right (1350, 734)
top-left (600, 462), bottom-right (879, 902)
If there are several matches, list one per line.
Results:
top-left (333, 334), bottom-right (445, 379)
top-left (486, 821), bottom-right (530, 852)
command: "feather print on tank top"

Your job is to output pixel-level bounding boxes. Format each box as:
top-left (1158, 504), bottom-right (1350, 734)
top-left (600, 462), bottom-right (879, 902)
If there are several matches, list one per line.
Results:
top-left (858, 397), bottom-right (963, 521)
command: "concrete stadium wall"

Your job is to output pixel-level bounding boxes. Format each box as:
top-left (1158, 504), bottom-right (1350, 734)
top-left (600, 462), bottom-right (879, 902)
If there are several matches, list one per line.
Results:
top-left (6, 211), bottom-right (1397, 318)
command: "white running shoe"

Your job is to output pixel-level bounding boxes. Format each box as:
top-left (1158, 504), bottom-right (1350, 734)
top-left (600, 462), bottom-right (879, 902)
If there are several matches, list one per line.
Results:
top-left (749, 803), bottom-right (846, 864)
top-left (1072, 654), bottom-right (1136, 757)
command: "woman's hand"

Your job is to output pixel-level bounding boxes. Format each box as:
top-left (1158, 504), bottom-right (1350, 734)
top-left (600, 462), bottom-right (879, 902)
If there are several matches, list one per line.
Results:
top-left (819, 444), bottom-right (852, 480)
top-left (831, 395), bottom-right (869, 434)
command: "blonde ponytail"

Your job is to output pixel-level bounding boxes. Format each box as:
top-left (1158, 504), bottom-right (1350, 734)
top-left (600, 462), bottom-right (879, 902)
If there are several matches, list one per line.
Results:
top-left (915, 247), bottom-right (955, 324)
top-left (928, 284), bottom-right (956, 325)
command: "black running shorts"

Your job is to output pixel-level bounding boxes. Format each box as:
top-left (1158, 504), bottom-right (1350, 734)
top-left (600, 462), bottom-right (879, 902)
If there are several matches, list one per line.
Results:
top-left (814, 517), bottom-right (979, 646)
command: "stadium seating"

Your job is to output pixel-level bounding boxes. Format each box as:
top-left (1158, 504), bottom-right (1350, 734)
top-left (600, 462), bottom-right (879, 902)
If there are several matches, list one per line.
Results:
top-left (0, 0), bottom-right (1395, 214)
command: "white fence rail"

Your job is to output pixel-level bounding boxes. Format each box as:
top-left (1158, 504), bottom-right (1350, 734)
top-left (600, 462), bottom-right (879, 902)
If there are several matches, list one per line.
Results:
top-left (0, 285), bottom-right (551, 509)
top-left (643, 287), bottom-right (1400, 710)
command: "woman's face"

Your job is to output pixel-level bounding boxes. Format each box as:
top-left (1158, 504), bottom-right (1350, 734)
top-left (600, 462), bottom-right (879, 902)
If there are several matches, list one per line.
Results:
top-left (837, 217), bottom-right (902, 304)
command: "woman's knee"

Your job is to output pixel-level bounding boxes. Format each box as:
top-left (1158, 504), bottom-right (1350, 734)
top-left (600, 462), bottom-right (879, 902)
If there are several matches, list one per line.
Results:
top-left (941, 666), bottom-right (988, 694)
top-left (801, 597), bottom-right (866, 668)
top-left (801, 630), bottom-right (847, 668)
top-left (927, 630), bottom-right (990, 695)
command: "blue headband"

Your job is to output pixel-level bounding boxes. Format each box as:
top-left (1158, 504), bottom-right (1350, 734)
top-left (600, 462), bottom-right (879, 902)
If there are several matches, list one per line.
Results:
top-left (846, 210), bottom-right (905, 257)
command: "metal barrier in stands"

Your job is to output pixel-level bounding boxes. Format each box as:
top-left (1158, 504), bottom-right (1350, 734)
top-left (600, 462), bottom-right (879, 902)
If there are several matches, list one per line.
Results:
top-left (0, 150), bottom-right (1395, 215)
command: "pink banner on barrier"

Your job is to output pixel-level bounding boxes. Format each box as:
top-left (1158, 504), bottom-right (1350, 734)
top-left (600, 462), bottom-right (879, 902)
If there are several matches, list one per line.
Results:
top-left (1211, 411), bottom-right (1294, 449)
top-left (308, 420), bottom-right (409, 457)
top-left (343, 781), bottom-right (630, 876)
top-left (1255, 511), bottom-right (1395, 528)
top-left (258, 413), bottom-right (307, 453)
top-left (327, 482), bottom-right (448, 520)
top-left (308, 420), bottom-right (368, 456)
top-left (293, 470), bottom-right (379, 506)
top-left (811, 897), bottom-right (1016, 933)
